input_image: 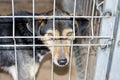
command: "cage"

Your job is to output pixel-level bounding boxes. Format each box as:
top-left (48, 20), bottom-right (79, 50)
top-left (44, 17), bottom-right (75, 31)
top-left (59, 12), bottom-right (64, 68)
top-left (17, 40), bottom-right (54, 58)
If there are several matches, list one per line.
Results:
top-left (0, 0), bottom-right (120, 80)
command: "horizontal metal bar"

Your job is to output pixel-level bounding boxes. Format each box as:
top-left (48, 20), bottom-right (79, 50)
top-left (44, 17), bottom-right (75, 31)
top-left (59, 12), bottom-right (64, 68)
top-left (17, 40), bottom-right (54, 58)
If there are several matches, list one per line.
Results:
top-left (0, 36), bottom-right (112, 39)
top-left (0, 44), bottom-right (110, 47)
top-left (0, 15), bottom-right (115, 19)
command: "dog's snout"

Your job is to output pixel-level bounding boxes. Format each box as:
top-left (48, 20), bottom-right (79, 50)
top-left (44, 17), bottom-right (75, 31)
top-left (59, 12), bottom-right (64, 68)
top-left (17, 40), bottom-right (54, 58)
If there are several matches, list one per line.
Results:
top-left (58, 58), bottom-right (67, 65)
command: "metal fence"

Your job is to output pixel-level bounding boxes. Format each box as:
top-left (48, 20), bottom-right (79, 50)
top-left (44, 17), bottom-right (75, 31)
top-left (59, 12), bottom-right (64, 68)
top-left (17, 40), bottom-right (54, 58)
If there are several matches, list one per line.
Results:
top-left (0, 0), bottom-right (120, 80)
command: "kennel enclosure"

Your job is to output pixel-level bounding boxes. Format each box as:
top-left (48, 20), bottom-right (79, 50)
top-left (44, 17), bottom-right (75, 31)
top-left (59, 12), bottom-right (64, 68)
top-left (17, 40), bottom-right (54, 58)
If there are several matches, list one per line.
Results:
top-left (0, 0), bottom-right (120, 80)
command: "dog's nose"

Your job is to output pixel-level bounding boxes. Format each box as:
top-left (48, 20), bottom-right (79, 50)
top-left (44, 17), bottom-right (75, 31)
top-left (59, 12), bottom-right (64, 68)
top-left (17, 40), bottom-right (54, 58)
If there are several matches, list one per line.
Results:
top-left (58, 58), bottom-right (67, 65)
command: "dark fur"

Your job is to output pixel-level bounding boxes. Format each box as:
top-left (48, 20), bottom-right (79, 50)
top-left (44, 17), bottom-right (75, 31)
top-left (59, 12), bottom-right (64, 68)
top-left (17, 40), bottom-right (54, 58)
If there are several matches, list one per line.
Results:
top-left (0, 17), bottom-right (49, 66)
top-left (0, 12), bottom-right (50, 80)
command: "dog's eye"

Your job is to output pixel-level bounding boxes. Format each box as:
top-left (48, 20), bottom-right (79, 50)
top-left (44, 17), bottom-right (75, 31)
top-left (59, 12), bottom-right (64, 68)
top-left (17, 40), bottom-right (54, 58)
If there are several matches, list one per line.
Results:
top-left (67, 32), bottom-right (73, 36)
top-left (47, 33), bottom-right (53, 36)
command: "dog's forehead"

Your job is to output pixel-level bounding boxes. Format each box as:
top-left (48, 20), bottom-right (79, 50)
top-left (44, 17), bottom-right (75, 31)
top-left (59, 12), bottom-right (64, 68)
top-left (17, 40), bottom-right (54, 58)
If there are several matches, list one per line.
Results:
top-left (40, 20), bottom-right (73, 35)
top-left (55, 20), bottom-right (73, 35)
top-left (56, 20), bottom-right (72, 28)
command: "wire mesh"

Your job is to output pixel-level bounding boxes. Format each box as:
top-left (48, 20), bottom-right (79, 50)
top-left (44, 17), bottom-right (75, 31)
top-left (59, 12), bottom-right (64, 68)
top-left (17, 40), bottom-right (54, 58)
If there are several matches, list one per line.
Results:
top-left (0, 0), bottom-right (116, 80)
top-left (12, 0), bottom-right (18, 80)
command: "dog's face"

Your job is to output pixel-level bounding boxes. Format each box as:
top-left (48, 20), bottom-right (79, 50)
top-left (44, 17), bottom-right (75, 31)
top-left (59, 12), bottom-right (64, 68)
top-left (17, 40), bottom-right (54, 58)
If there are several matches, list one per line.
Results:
top-left (26, 18), bottom-right (88, 67)
top-left (39, 20), bottom-right (75, 67)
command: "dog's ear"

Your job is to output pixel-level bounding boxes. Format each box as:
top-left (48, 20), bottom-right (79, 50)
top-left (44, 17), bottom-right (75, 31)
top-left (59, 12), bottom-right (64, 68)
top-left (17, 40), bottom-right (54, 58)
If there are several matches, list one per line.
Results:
top-left (15, 18), bottom-right (35, 33)
top-left (75, 18), bottom-right (89, 36)
top-left (26, 18), bottom-right (33, 33)
top-left (25, 18), bottom-right (45, 35)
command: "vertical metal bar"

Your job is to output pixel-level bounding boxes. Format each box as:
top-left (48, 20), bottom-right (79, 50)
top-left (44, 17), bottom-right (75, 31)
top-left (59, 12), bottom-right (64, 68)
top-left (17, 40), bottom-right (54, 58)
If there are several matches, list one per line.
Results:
top-left (108, 1), bottom-right (120, 80)
top-left (51, 0), bottom-right (56, 80)
top-left (88, 0), bottom-right (93, 16)
top-left (84, 40), bottom-right (91, 80)
top-left (81, 0), bottom-right (83, 15)
top-left (109, 11), bottom-right (120, 80)
top-left (96, 0), bottom-right (104, 15)
top-left (86, 0), bottom-right (89, 16)
top-left (94, 10), bottom-right (98, 28)
top-left (69, 0), bottom-right (76, 80)
top-left (73, 0), bottom-right (76, 38)
top-left (32, 0), bottom-right (36, 80)
top-left (68, 41), bottom-right (74, 80)
top-left (73, 46), bottom-right (84, 80)
top-left (84, 0), bottom-right (86, 16)
top-left (91, 0), bottom-right (95, 39)
top-left (82, 0), bottom-right (85, 16)
top-left (94, 0), bottom-right (119, 80)
top-left (12, 0), bottom-right (18, 80)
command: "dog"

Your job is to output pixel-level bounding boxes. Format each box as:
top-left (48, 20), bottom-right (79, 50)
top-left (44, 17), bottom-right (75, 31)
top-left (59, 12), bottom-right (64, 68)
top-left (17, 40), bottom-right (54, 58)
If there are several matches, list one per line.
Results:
top-left (0, 9), bottom-right (88, 80)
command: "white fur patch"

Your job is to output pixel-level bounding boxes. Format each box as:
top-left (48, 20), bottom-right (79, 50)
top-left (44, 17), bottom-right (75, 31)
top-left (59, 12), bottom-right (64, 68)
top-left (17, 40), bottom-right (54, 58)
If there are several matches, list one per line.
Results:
top-left (1, 65), bottom-right (17, 80)
top-left (29, 63), bottom-right (39, 79)
top-left (37, 54), bottom-right (44, 62)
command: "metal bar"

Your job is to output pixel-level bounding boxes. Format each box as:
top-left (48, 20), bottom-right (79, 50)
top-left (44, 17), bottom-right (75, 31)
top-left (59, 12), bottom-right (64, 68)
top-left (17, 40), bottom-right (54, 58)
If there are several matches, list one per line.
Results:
top-left (84, 40), bottom-right (91, 80)
top-left (94, 9), bottom-right (98, 28)
top-left (86, 0), bottom-right (89, 16)
top-left (51, 0), bottom-right (56, 80)
top-left (0, 36), bottom-right (112, 39)
top-left (69, 0), bottom-right (76, 80)
top-left (0, 43), bottom-right (110, 47)
top-left (94, 0), bottom-right (119, 80)
top-left (81, 0), bottom-right (83, 15)
top-left (96, 1), bottom-right (104, 15)
top-left (73, 46), bottom-right (84, 80)
top-left (0, 15), bottom-right (114, 18)
top-left (82, 0), bottom-right (85, 15)
top-left (83, 0), bottom-right (87, 16)
top-left (12, 0), bottom-right (18, 80)
top-left (32, 0), bottom-right (36, 80)
top-left (88, 0), bottom-right (93, 16)
top-left (108, 1), bottom-right (120, 79)
top-left (69, 41), bottom-right (74, 80)
top-left (91, 0), bottom-right (95, 39)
